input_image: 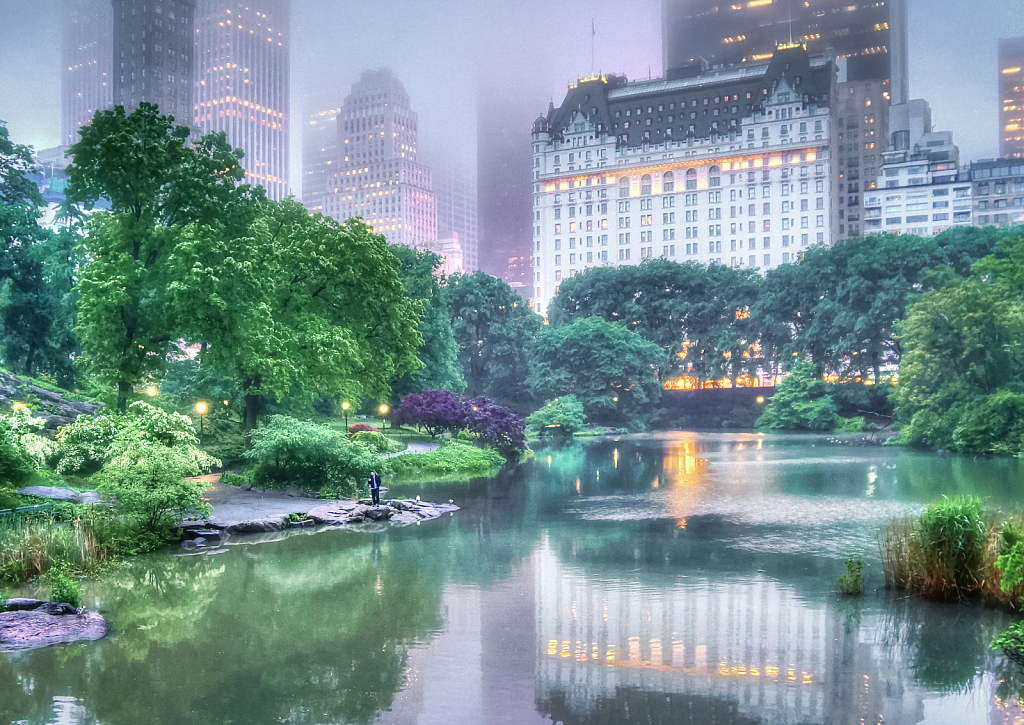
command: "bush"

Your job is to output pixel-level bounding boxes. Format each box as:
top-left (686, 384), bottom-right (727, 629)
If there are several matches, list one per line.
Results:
top-left (835, 416), bottom-right (867, 433)
top-left (218, 471), bottom-right (251, 488)
top-left (464, 397), bottom-right (526, 457)
top-left (0, 407), bottom-right (54, 484)
top-left (95, 446), bottom-right (212, 532)
top-left (755, 363), bottom-right (838, 431)
top-left (105, 401), bottom-right (218, 473)
top-left (991, 620), bottom-right (1024, 666)
top-left (388, 441), bottom-right (505, 476)
top-left (951, 390), bottom-right (1024, 455)
top-left (348, 422), bottom-right (379, 434)
top-left (45, 569), bottom-right (82, 608)
top-left (838, 555), bottom-right (864, 596)
top-left (351, 430), bottom-right (392, 452)
top-left (247, 415), bottom-right (382, 494)
top-left (52, 414), bottom-right (120, 474)
top-left (527, 395), bottom-right (588, 435)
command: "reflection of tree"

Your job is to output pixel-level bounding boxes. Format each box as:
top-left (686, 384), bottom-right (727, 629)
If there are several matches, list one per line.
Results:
top-left (538, 687), bottom-right (761, 725)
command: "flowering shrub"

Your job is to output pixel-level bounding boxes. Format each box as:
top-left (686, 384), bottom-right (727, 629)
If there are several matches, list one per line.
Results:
top-left (348, 422), bottom-right (379, 434)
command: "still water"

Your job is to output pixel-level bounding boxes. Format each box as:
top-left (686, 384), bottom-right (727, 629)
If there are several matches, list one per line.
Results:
top-left (3, 432), bottom-right (1024, 725)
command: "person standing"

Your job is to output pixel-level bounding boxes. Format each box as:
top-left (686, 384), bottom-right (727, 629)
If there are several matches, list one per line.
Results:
top-left (367, 470), bottom-right (382, 506)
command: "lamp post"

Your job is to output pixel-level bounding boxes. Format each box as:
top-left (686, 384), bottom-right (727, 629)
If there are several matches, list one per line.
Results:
top-left (146, 386), bottom-right (158, 397)
top-left (379, 404), bottom-right (389, 432)
top-left (342, 401), bottom-right (350, 430)
top-left (194, 401), bottom-right (208, 447)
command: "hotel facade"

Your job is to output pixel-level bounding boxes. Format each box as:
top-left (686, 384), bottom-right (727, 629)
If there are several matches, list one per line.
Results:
top-left (530, 45), bottom-right (838, 317)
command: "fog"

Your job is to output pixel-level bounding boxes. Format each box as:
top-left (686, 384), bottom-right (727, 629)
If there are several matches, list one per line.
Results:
top-left (0, 0), bottom-right (1021, 194)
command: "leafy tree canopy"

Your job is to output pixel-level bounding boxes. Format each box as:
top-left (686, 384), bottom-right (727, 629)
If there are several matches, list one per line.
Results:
top-left (526, 395), bottom-right (588, 435)
top-left (755, 361), bottom-right (838, 431)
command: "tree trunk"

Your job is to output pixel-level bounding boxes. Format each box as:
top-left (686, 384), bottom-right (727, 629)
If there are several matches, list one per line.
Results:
top-left (243, 374), bottom-right (264, 431)
top-left (117, 381), bottom-right (131, 413)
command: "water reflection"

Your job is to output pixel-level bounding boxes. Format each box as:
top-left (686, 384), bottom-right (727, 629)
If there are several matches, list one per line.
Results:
top-left (1, 433), bottom-right (1022, 724)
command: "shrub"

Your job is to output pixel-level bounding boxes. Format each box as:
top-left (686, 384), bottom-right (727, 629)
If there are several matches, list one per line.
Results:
top-left (838, 555), bottom-right (864, 596)
top-left (951, 390), bottom-right (1024, 455)
top-left (464, 397), bottom-right (526, 457)
top-left (348, 422), bottom-right (379, 434)
top-left (95, 446), bottom-right (212, 532)
top-left (755, 362), bottom-right (838, 431)
top-left (388, 441), bottom-right (505, 476)
top-left (835, 416), bottom-right (867, 433)
top-left (52, 414), bottom-right (120, 474)
top-left (916, 496), bottom-right (986, 597)
top-left (0, 407), bottom-right (54, 484)
top-left (247, 415), bottom-right (382, 494)
top-left (45, 569), bottom-right (82, 608)
top-left (991, 620), bottom-right (1024, 666)
top-left (105, 401), bottom-right (218, 473)
top-left (351, 430), bottom-right (391, 452)
top-left (219, 471), bottom-right (251, 488)
top-left (527, 396), bottom-right (588, 435)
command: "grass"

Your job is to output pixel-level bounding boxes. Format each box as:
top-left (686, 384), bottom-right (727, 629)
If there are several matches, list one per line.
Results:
top-left (0, 512), bottom-right (112, 583)
top-left (387, 441), bottom-right (505, 478)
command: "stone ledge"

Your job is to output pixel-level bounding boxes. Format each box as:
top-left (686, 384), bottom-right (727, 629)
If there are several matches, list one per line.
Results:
top-left (0, 606), bottom-right (109, 652)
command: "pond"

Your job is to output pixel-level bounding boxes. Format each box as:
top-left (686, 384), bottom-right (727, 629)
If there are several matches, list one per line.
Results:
top-left (2, 432), bottom-right (1024, 724)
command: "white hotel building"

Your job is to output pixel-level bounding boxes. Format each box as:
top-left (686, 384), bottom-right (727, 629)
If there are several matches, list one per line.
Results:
top-left (531, 45), bottom-right (839, 316)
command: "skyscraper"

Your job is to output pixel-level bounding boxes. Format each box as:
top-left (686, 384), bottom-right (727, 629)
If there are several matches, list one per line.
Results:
top-left (662, 0), bottom-right (909, 101)
top-left (194, 0), bottom-right (290, 199)
top-left (322, 69), bottom-right (437, 249)
top-left (999, 37), bottom-right (1024, 159)
top-left (302, 97), bottom-right (342, 214)
top-left (430, 157), bottom-right (479, 271)
top-left (111, 0), bottom-right (196, 128)
top-left (61, 0), bottom-right (113, 146)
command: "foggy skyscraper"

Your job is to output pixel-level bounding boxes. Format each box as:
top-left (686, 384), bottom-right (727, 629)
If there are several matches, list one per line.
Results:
top-left (111, 0), bottom-right (196, 128)
top-left (61, 0), bottom-right (113, 146)
top-left (430, 156), bottom-right (479, 271)
top-left (322, 69), bottom-right (437, 249)
top-left (302, 97), bottom-right (342, 213)
top-left (999, 37), bottom-right (1024, 159)
top-left (194, 0), bottom-right (290, 199)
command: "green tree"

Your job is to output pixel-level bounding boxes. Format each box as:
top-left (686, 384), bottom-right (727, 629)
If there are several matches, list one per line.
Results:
top-left (388, 245), bottom-right (465, 398)
top-left (66, 103), bottom-right (260, 412)
top-left (755, 361), bottom-right (838, 431)
top-left (166, 209), bottom-right (424, 429)
top-left (526, 395), bottom-right (588, 435)
top-left (446, 270), bottom-right (542, 413)
top-left (527, 316), bottom-right (666, 423)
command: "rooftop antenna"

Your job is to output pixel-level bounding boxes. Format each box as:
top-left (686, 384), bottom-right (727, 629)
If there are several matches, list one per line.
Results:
top-left (591, 19), bottom-right (596, 75)
top-left (788, 0), bottom-right (794, 44)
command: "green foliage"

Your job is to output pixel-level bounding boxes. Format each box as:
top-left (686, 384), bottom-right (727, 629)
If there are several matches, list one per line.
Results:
top-left (446, 270), bottom-right (543, 413)
top-left (995, 521), bottom-right (1024, 601)
top-left (52, 414), bottom-right (120, 474)
top-left (755, 362), bottom-right (838, 431)
top-left (95, 445), bottom-right (211, 532)
top-left (835, 416), bottom-right (867, 433)
top-left (526, 395), bottom-right (588, 435)
top-left (218, 471), bottom-right (251, 488)
top-left (838, 555), bottom-right (864, 596)
top-left (45, 569), bottom-right (82, 608)
top-left (991, 620), bottom-right (1024, 662)
top-left (104, 401), bottom-right (218, 473)
top-left (0, 407), bottom-right (51, 484)
top-left (387, 441), bottom-right (504, 476)
top-left (915, 496), bottom-right (986, 595)
top-left (245, 415), bottom-right (382, 493)
top-left (389, 245), bottom-right (466, 397)
top-left (527, 316), bottom-right (666, 425)
top-left (951, 389), bottom-right (1024, 455)
top-left (350, 429), bottom-right (401, 453)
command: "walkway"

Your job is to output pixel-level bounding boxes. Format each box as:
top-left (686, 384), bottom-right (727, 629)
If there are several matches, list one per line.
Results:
top-left (383, 440), bottom-right (439, 458)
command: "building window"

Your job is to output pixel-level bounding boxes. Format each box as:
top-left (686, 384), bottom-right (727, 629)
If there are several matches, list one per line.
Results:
top-left (663, 171), bottom-right (675, 193)
top-left (641, 174), bottom-right (652, 195)
top-left (686, 168), bottom-right (697, 190)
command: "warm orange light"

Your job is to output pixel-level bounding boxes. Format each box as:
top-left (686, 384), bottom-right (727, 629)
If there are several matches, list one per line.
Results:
top-left (194, 402), bottom-right (208, 415)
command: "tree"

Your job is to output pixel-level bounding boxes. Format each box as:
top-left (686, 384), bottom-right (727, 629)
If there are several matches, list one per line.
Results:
top-left (446, 270), bottom-right (542, 413)
top-left (389, 245), bottom-right (465, 398)
top-left (66, 103), bottom-right (261, 412)
top-left (464, 397), bottom-right (527, 457)
top-left (754, 361), bottom-right (838, 431)
top-left (390, 389), bottom-right (469, 438)
top-left (526, 395), bottom-right (588, 435)
top-left (166, 208), bottom-right (425, 429)
top-left (527, 316), bottom-right (666, 424)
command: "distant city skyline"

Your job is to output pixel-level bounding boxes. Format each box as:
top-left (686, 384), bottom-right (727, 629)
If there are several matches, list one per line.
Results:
top-left (1, 1), bottom-right (1022, 188)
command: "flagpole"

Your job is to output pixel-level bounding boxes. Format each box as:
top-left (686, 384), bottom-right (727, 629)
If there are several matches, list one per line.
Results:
top-left (591, 19), bottom-right (596, 75)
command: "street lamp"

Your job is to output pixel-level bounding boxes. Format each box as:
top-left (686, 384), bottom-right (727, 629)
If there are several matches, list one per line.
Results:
top-left (194, 401), bottom-right (208, 446)
top-left (379, 404), bottom-right (389, 431)
top-left (146, 386), bottom-right (158, 397)
top-left (342, 401), bottom-right (350, 430)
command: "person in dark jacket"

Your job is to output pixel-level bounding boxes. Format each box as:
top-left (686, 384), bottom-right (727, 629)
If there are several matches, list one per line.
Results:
top-left (367, 471), bottom-right (382, 506)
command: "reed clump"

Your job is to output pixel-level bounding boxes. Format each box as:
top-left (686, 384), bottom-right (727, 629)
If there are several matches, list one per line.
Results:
top-left (0, 512), bottom-right (110, 583)
top-left (880, 496), bottom-right (986, 601)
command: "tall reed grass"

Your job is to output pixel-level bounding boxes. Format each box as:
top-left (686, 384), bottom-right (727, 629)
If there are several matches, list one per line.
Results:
top-left (0, 512), bottom-right (110, 583)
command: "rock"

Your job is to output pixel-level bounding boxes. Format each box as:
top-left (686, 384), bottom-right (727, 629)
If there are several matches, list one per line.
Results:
top-left (175, 521), bottom-right (210, 531)
top-left (203, 520), bottom-right (229, 530)
top-left (365, 506), bottom-right (393, 521)
top-left (78, 492), bottom-right (101, 505)
top-left (286, 486), bottom-right (302, 498)
top-left (241, 483), bottom-right (253, 491)
top-left (193, 537), bottom-right (207, 546)
top-left (189, 529), bottom-right (224, 542)
top-left (4, 598), bottom-right (46, 612)
top-left (225, 516), bottom-right (288, 534)
top-left (181, 539), bottom-right (197, 551)
top-left (388, 500), bottom-right (415, 511)
top-left (33, 602), bottom-right (78, 615)
top-left (0, 609), bottom-right (109, 652)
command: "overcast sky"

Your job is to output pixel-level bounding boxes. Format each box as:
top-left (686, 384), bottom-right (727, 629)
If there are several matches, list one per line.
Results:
top-left (0, 0), bottom-right (1021, 196)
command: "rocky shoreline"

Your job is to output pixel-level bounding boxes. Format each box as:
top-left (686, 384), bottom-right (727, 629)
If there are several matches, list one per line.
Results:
top-left (0, 599), bottom-right (109, 653)
top-left (176, 497), bottom-right (459, 551)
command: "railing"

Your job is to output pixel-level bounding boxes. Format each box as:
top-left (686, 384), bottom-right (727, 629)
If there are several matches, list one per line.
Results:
top-left (0, 503), bottom-right (55, 518)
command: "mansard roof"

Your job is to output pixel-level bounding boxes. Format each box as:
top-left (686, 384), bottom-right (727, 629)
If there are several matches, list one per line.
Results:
top-left (540, 45), bottom-right (834, 148)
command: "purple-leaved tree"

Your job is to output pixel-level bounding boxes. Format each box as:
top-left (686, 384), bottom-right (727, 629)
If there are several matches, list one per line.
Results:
top-left (465, 397), bottom-right (526, 457)
top-left (390, 389), bottom-right (470, 438)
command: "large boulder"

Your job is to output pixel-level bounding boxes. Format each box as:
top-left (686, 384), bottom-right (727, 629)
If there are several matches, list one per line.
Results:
top-left (225, 516), bottom-right (288, 534)
top-left (0, 371), bottom-right (103, 432)
top-left (0, 609), bottom-right (109, 652)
